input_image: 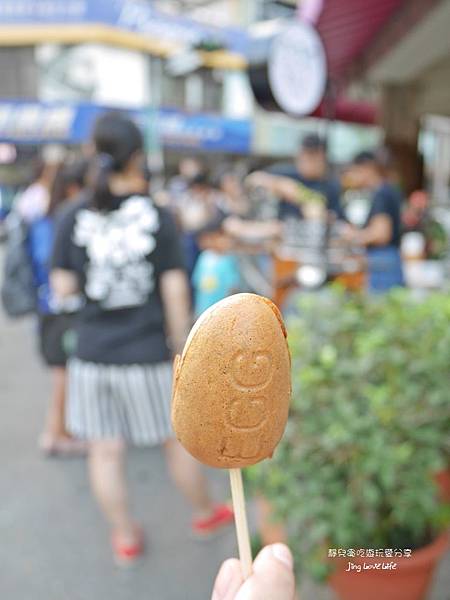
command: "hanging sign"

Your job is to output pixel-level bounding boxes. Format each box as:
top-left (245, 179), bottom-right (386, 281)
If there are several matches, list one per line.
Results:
top-left (249, 21), bottom-right (327, 116)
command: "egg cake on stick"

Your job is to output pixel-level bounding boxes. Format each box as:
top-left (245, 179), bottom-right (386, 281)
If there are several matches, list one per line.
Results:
top-left (172, 293), bottom-right (291, 578)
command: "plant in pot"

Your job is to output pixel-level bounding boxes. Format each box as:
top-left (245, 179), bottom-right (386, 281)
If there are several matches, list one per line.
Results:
top-left (247, 287), bottom-right (450, 600)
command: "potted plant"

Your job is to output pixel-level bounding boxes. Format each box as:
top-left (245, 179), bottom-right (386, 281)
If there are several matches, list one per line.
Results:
top-left (247, 287), bottom-right (450, 600)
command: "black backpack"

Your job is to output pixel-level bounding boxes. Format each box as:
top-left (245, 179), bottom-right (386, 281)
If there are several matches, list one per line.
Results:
top-left (1, 213), bottom-right (37, 317)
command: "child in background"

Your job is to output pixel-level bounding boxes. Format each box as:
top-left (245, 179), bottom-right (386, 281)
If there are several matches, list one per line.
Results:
top-left (175, 174), bottom-right (227, 277)
top-left (192, 228), bottom-right (240, 316)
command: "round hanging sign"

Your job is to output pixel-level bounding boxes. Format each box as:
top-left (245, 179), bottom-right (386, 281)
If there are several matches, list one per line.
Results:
top-left (249, 21), bottom-right (327, 116)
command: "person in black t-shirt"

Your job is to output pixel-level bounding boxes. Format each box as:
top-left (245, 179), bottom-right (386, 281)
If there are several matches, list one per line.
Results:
top-left (342, 151), bottom-right (405, 292)
top-left (245, 133), bottom-right (344, 221)
top-left (51, 114), bottom-right (233, 565)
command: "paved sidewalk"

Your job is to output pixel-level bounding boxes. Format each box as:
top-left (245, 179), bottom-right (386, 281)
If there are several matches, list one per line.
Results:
top-left (0, 312), bottom-right (236, 600)
top-left (0, 301), bottom-right (448, 600)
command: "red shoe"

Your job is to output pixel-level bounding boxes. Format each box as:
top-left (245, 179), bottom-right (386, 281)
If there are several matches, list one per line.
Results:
top-left (111, 527), bottom-right (145, 567)
top-left (192, 504), bottom-right (234, 539)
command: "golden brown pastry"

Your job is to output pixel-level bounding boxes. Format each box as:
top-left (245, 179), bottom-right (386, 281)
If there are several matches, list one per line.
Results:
top-left (171, 293), bottom-right (291, 468)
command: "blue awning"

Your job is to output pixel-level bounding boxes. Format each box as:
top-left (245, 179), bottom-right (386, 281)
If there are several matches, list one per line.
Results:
top-left (0, 100), bottom-right (252, 154)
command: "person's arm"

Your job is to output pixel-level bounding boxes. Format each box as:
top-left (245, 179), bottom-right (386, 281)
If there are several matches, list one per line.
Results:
top-left (160, 269), bottom-right (191, 355)
top-left (156, 208), bottom-right (192, 354)
top-left (223, 216), bottom-right (282, 241)
top-left (246, 173), bottom-right (326, 219)
top-left (359, 214), bottom-right (392, 246)
top-left (345, 186), bottom-right (397, 247)
top-left (50, 269), bottom-right (79, 299)
top-left (342, 215), bottom-right (393, 247)
top-left (246, 172), bottom-right (301, 205)
top-left (50, 204), bottom-right (80, 300)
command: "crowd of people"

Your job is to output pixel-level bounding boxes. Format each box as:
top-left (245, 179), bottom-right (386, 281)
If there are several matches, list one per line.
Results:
top-left (2, 112), bottom-right (415, 595)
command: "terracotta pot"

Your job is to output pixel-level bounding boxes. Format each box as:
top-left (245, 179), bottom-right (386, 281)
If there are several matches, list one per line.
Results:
top-left (435, 469), bottom-right (450, 503)
top-left (329, 532), bottom-right (449, 600)
top-left (255, 496), bottom-right (287, 545)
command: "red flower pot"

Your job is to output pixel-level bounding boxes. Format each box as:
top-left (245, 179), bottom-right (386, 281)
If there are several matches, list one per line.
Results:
top-left (435, 469), bottom-right (450, 503)
top-left (329, 532), bottom-right (449, 600)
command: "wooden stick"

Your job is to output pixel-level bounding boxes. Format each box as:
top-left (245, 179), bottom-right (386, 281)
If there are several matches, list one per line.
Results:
top-left (229, 468), bottom-right (253, 579)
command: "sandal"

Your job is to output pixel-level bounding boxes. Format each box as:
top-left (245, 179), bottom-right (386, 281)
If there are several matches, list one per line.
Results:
top-left (111, 526), bottom-right (145, 567)
top-left (191, 504), bottom-right (234, 540)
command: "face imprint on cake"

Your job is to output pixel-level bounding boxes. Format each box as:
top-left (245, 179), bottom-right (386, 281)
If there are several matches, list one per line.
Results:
top-left (227, 397), bottom-right (268, 431)
top-left (230, 350), bottom-right (273, 391)
top-left (222, 350), bottom-right (274, 458)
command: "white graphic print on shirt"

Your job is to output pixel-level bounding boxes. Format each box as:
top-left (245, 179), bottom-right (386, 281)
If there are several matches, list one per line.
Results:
top-left (73, 196), bottom-right (160, 309)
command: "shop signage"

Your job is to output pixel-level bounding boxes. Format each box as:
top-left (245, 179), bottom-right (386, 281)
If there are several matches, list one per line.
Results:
top-left (0, 102), bottom-right (77, 141)
top-left (0, 101), bottom-right (252, 153)
top-left (0, 0), bottom-right (248, 54)
top-left (269, 22), bottom-right (327, 115)
top-left (157, 108), bottom-right (251, 153)
top-left (249, 21), bottom-right (327, 116)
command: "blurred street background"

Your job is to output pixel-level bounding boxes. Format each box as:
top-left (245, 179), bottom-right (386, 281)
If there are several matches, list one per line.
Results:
top-left (1, 1), bottom-right (449, 599)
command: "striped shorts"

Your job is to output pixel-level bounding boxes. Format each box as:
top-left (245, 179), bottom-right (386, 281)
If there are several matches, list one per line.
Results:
top-left (67, 358), bottom-right (174, 446)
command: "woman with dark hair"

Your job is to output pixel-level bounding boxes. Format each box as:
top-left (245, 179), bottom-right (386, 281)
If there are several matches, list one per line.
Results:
top-left (27, 158), bottom-right (89, 455)
top-left (50, 113), bottom-right (232, 565)
top-left (342, 150), bottom-right (404, 292)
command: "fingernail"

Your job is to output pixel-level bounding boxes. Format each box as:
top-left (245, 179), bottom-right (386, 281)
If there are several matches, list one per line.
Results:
top-left (212, 560), bottom-right (234, 600)
top-left (272, 544), bottom-right (294, 570)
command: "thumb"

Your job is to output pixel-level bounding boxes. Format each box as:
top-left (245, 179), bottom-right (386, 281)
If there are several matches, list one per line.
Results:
top-left (236, 544), bottom-right (296, 600)
top-left (253, 544), bottom-right (294, 572)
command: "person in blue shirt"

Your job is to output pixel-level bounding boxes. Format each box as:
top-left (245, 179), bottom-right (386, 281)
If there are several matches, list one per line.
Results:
top-left (192, 228), bottom-right (240, 316)
top-left (27, 158), bottom-right (88, 455)
top-left (342, 150), bottom-right (405, 292)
